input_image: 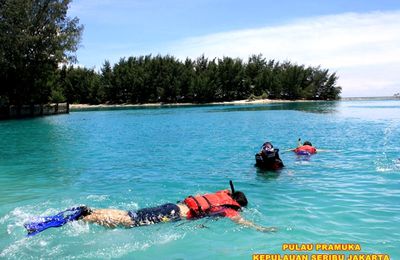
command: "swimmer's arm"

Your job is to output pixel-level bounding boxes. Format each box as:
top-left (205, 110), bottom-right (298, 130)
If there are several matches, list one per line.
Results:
top-left (315, 149), bottom-right (332, 152)
top-left (230, 216), bottom-right (277, 233)
top-left (281, 148), bottom-right (295, 153)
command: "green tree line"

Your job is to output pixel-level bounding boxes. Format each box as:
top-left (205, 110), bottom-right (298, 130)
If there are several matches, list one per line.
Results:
top-left (57, 54), bottom-right (341, 105)
top-left (1, 0), bottom-right (341, 108)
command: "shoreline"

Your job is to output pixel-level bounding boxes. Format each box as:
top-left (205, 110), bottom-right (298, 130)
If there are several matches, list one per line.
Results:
top-left (70, 99), bottom-right (316, 110)
top-left (69, 96), bottom-right (400, 110)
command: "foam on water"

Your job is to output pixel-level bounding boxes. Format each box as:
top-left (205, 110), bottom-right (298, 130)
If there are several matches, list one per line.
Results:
top-left (86, 194), bottom-right (109, 202)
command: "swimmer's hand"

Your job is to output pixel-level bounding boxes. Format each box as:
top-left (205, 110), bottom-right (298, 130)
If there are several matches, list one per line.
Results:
top-left (231, 216), bottom-right (276, 233)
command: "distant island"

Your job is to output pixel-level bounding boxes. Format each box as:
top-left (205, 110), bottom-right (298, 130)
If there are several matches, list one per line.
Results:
top-left (341, 95), bottom-right (400, 101)
top-left (1, 0), bottom-right (341, 119)
top-left (57, 54), bottom-right (342, 106)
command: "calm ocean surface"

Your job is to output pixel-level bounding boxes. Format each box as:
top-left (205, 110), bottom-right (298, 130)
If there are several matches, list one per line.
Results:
top-left (1, 100), bottom-right (399, 259)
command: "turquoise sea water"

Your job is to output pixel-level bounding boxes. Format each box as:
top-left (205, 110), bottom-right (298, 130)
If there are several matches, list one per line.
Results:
top-left (1, 100), bottom-right (400, 259)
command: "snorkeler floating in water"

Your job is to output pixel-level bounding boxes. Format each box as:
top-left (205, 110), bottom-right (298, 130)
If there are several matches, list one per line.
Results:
top-left (255, 141), bottom-right (284, 170)
top-left (24, 181), bottom-right (276, 236)
top-left (292, 138), bottom-right (317, 155)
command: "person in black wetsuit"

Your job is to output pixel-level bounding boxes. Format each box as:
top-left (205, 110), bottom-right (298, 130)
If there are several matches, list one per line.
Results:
top-left (255, 141), bottom-right (284, 170)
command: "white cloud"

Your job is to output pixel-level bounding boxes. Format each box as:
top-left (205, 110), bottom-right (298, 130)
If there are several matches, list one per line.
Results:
top-left (168, 11), bottom-right (400, 97)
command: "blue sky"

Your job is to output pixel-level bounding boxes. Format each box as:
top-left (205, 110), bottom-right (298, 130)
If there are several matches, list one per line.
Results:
top-left (69, 0), bottom-right (400, 97)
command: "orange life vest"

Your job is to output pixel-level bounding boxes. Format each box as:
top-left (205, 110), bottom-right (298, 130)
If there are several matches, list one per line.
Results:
top-left (184, 190), bottom-right (241, 218)
top-left (294, 145), bottom-right (317, 154)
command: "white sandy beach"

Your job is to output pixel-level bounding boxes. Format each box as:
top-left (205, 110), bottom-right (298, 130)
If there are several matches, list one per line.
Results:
top-left (69, 99), bottom-right (312, 110)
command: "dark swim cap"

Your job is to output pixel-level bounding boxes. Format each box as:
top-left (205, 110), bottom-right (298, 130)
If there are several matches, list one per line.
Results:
top-left (232, 191), bottom-right (248, 207)
top-left (303, 141), bottom-right (312, 146)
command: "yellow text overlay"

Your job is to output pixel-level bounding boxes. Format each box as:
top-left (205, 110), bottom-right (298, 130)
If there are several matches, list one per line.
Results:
top-left (252, 254), bottom-right (390, 260)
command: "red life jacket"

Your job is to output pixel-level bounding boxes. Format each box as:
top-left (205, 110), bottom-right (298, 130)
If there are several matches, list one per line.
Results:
top-left (184, 190), bottom-right (241, 218)
top-left (294, 145), bottom-right (317, 154)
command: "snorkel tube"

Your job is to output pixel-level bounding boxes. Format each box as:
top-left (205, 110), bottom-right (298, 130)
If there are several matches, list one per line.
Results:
top-left (229, 180), bottom-right (235, 194)
top-left (297, 138), bottom-right (302, 147)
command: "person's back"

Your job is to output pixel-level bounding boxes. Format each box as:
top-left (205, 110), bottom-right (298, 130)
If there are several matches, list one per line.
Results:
top-left (294, 141), bottom-right (317, 155)
top-left (184, 189), bottom-right (246, 219)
